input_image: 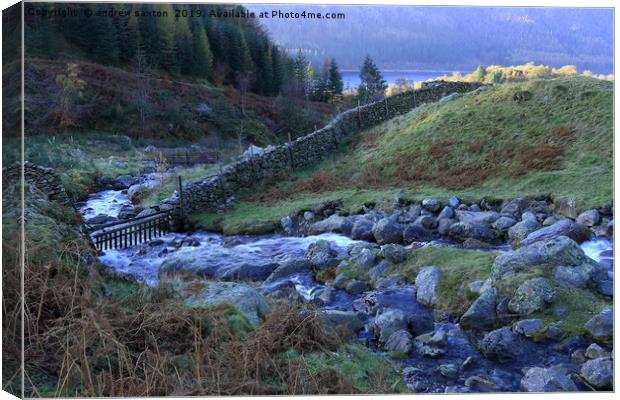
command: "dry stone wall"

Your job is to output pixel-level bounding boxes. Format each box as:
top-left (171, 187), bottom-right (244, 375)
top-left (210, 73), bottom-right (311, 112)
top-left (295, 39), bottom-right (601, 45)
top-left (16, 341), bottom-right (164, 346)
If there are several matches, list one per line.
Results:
top-left (162, 81), bottom-right (484, 213)
top-left (2, 161), bottom-right (71, 206)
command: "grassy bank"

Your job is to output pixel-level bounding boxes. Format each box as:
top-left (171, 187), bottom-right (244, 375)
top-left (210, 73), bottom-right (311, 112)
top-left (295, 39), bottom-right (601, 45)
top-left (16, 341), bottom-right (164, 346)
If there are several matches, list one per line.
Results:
top-left (191, 76), bottom-right (613, 235)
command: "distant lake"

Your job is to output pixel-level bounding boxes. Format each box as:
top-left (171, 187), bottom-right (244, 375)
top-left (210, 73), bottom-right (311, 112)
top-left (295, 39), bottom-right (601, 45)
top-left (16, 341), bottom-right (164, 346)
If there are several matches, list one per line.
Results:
top-left (341, 70), bottom-right (455, 90)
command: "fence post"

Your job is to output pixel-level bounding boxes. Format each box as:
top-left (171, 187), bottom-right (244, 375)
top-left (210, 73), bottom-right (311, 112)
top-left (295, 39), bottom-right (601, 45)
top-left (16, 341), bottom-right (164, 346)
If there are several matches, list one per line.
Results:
top-left (385, 97), bottom-right (389, 117)
top-left (357, 99), bottom-right (362, 127)
top-left (185, 150), bottom-right (189, 165)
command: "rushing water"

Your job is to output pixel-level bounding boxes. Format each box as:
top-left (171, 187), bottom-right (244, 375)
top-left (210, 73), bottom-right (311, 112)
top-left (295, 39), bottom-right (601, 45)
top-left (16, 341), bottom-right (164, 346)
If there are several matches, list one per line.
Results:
top-left (81, 187), bottom-right (613, 392)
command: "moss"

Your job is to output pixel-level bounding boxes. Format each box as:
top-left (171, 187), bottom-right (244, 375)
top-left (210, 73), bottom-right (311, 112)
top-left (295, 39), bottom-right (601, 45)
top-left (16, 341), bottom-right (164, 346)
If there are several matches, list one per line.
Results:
top-left (302, 344), bottom-right (407, 393)
top-left (386, 246), bottom-right (496, 316)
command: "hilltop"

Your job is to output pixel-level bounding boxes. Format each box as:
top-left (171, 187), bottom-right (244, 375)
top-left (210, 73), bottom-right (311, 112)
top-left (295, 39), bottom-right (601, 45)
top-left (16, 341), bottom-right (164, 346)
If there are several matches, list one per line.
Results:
top-left (192, 76), bottom-right (613, 234)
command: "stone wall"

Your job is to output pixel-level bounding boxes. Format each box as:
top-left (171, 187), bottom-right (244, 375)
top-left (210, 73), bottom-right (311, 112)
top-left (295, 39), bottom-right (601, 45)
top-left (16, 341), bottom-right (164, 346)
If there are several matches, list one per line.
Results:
top-left (162, 81), bottom-right (484, 213)
top-left (2, 161), bottom-right (71, 206)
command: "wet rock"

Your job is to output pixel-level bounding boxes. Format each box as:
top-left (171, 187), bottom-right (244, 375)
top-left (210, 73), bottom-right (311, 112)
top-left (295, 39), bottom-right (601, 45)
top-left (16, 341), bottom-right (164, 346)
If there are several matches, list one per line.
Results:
top-left (580, 357), bottom-right (613, 390)
top-left (347, 241), bottom-right (379, 256)
top-left (402, 367), bottom-right (429, 393)
top-left (513, 319), bottom-right (543, 337)
top-left (422, 198), bottom-right (441, 212)
top-left (449, 221), bottom-right (497, 243)
top-left (280, 215), bottom-right (296, 235)
top-left (351, 218), bottom-right (375, 241)
top-left (414, 330), bottom-right (447, 357)
top-left (585, 343), bottom-right (610, 359)
top-left (305, 240), bottom-right (338, 270)
top-left (217, 262), bottom-right (279, 282)
top-left (136, 208), bottom-right (158, 218)
top-left (597, 280), bottom-right (613, 297)
top-left (308, 214), bottom-right (353, 235)
top-left (384, 329), bottom-right (413, 353)
top-left (415, 215), bottom-right (437, 230)
top-left (332, 273), bottom-right (350, 289)
top-left (437, 206), bottom-right (454, 220)
top-left (460, 287), bottom-right (497, 330)
top-left (115, 175), bottom-right (138, 189)
top-left (368, 260), bottom-right (392, 280)
top-left (463, 375), bottom-right (496, 392)
top-left (501, 197), bottom-right (524, 216)
top-left (576, 209), bottom-right (600, 227)
top-left (492, 216), bottom-right (517, 231)
top-left (491, 236), bottom-right (592, 280)
top-left (263, 258), bottom-right (311, 285)
top-left (439, 363), bottom-right (459, 379)
top-left (346, 279), bottom-right (370, 295)
top-left (118, 205), bottom-right (136, 220)
top-left (415, 266), bottom-right (440, 307)
top-left (584, 308), bottom-right (613, 340)
top-left (520, 365), bottom-right (578, 392)
top-left (347, 248), bottom-right (377, 272)
top-left (159, 248), bottom-right (220, 277)
top-left (481, 327), bottom-right (527, 362)
top-left (554, 265), bottom-right (589, 288)
top-left (87, 214), bottom-right (118, 225)
top-left (374, 275), bottom-right (405, 290)
top-left (403, 223), bottom-right (433, 242)
top-left (571, 349), bottom-right (587, 364)
top-left (520, 219), bottom-right (592, 246)
top-left (148, 239), bottom-right (165, 247)
top-left (184, 282), bottom-right (269, 327)
top-left (128, 184), bottom-right (148, 202)
top-left (319, 310), bottom-right (365, 334)
top-left (508, 278), bottom-right (556, 315)
top-left (372, 218), bottom-right (403, 244)
top-left (557, 197), bottom-right (578, 219)
top-left (374, 308), bottom-right (408, 344)
top-left (380, 244), bottom-right (407, 264)
top-left (508, 219), bottom-right (541, 244)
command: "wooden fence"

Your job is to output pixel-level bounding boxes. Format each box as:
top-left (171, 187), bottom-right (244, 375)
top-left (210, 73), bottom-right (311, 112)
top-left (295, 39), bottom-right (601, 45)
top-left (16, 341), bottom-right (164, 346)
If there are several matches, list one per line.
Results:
top-left (153, 148), bottom-right (219, 165)
top-left (90, 209), bottom-right (174, 251)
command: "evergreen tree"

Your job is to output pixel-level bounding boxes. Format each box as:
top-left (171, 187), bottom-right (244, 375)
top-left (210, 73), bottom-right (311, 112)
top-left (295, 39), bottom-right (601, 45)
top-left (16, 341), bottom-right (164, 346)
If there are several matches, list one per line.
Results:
top-left (190, 19), bottom-right (213, 79)
top-left (358, 55), bottom-right (386, 103)
top-left (292, 50), bottom-right (310, 98)
top-left (174, 11), bottom-right (193, 76)
top-left (156, 4), bottom-right (177, 73)
top-left (117, 7), bottom-right (139, 64)
top-left (271, 47), bottom-right (285, 95)
top-left (328, 58), bottom-right (344, 95)
top-left (473, 65), bottom-right (487, 82)
top-left (91, 6), bottom-right (119, 65)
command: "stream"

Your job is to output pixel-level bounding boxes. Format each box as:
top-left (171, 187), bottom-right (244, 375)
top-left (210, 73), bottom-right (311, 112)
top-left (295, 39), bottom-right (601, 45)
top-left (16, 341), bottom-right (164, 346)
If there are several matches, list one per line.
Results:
top-left (80, 187), bottom-right (613, 393)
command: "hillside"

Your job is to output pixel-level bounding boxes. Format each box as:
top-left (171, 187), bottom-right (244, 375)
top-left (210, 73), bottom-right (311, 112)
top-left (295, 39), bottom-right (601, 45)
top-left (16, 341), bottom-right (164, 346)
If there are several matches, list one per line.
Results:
top-left (192, 76), bottom-right (613, 234)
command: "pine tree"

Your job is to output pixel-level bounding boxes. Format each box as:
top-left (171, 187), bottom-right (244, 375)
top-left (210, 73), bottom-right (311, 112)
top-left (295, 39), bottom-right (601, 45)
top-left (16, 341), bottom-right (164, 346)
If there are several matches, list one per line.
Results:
top-left (174, 11), bottom-right (193, 76)
top-left (156, 4), bottom-right (177, 73)
top-left (358, 55), bottom-right (386, 103)
top-left (117, 7), bottom-right (139, 64)
top-left (190, 19), bottom-right (213, 79)
top-left (91, 6), bottom-right (119, 65)
top-left (292, 50), bottom-right (309, 98)
top-left (328, 58), bottom-right (344, 95)
top-left (271, 47), bottom-right (284, 95)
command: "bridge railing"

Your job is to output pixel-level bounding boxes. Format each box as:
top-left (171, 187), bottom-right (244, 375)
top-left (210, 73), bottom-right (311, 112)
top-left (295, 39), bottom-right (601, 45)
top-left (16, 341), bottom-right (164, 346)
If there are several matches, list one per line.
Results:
top-left (89, 209), bottom-right (175, 251)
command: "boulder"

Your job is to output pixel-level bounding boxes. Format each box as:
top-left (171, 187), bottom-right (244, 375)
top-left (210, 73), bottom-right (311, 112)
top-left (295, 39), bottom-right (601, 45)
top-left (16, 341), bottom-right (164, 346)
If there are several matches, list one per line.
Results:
top-left (384, 329), bottom-right (414, 353)
top-left (87, 214), bottom-right (118, 226)
top-left (455, 210), bottom-right (501, 225)
top-left (521, 211), bottom-right (537, 222)
top-left (347, 248), bottom-right (377, 272)
top-left (576, 209), bottom-right (600, 227)
top-left (439, 364), bottom-right (459, 379)
top-left (557, 197), bottom-right (578, 219)
top-left (415, 266), bottom-right (440, 307)
top-left (584, 308), bottom-right (613, 339)
top-left (500, 197), bottom-right (524, 216)
top-left (345, 279), bottom-right (370, 295)
top-left (508, 219), bottom-right (541, 244)
top-left (372, 218), bottom-right (403, 244)
top-left (351, 218), bottom-right (375, 241)
top-left (414, 330), bottom-right (447, 357)
top-left (184, 282), bottom-right (270, 327)
top-left (263, 258), bottom-right (312, 286)
top-left (217, 262), bottom-right (279, 282)
top-left (481, 327), bottom-right (527, 362)
top-left (513, 319), bottom-right (543, 337)
top-left (308, 214), bottom-right (353, 235)
top-left (380, 244), bottom-right (407, 264)
top-left (136, 208), bottom-right (158, 218)
top-left (448, 221), bottom-right (497, 243)
top-left (374, 275), bottom-right (405, 290)
top-left (117, 205), bottom-right (136, 220)
top-left (128, 184), bottom-right (148, 202)
top-left (520, 365), bottom-right (578, 392)
top-left (554, 265), bottom-right (589, 288)
top-left (319, 310), bottom-right (365, 333)
top-left (459, 288), bottom-right (497, 330)
top-left (437, 218), bottom-right (454, 236)
top-left (520, 219), bottom-right (592, 246)
top-left (585, 343), bottom-right (610, 359)
top-left (159, 248), bottom-right (221, 278)
top-left (403, 223), bottom-right (433, 242)
top-left (543, 215), bottom-right (560, 226)
top-left (115, 175), bottom-right (138, 189)
top-left (374, 308), bottom-right (408, 344)
top-left (492, 216), bottom-right (517, 231)
top-left (347, 241), bottom-right (379, 256)
top-left (368, 260), bottom-right (392, 280)
top-left (448, 196), bottom-right (460, 208)
top-left (580, 357), bottom-right (613, 390)
top-left (305, 240), bottom-right (338, 270)
top-left (422, 198), bottom-right (441, 212)
top-left (437, 206), bottom-right (454, 220)
top-left (414, 215), bottom-right (437, 230)
top-left (491, 236), bottom-right (592, 280)
top-left (508, 278), bottom-right (556, 315)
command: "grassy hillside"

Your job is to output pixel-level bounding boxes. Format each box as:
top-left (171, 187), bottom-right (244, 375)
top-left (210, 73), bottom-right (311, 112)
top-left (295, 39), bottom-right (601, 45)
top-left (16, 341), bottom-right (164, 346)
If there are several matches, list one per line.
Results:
top-left (192, 76), bottom-right (613, 234)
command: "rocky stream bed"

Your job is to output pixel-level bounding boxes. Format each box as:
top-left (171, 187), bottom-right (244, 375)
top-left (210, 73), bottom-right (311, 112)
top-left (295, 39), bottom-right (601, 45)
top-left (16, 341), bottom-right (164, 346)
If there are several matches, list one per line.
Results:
top-left (79, 179), bottom-right (614, 393)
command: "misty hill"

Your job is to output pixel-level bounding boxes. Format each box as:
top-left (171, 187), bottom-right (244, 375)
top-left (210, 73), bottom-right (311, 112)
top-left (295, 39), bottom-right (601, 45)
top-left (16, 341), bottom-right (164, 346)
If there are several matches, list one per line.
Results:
top-left (248, 5), bottom-right (613, 74)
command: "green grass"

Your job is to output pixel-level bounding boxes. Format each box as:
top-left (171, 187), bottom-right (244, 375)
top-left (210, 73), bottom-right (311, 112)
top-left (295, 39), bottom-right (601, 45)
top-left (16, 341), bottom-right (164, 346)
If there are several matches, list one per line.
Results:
top-left (192, 77), bottom-right (612, 235)
top-left (299, 344), bottom-right (407, 393)
top-left (385, 246), bottom-right (496, 316)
